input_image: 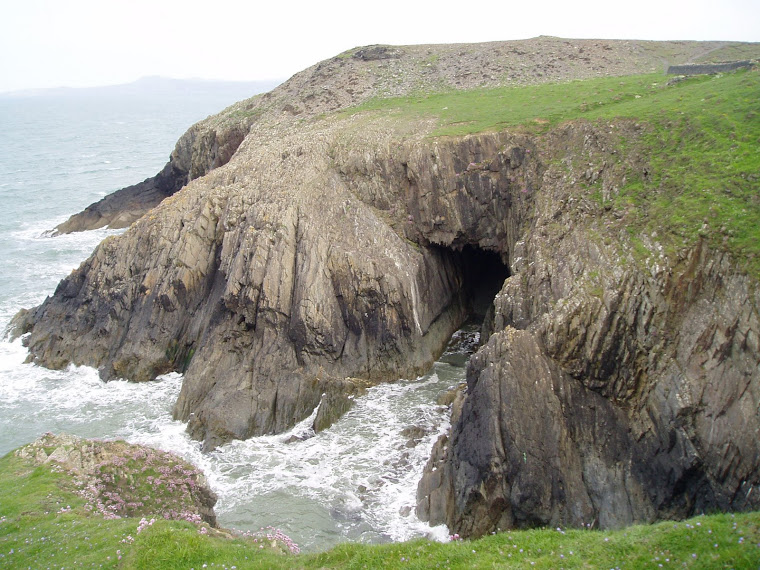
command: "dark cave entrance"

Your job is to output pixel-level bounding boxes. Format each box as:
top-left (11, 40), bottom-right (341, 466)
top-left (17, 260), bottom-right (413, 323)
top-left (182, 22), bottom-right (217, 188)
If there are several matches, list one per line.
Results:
top-left (457, 245), bottom-right (510, 321)
top-left (436, 244), bottom-right (510, 326)
top-left (431, 244), bottom-right (511, 359)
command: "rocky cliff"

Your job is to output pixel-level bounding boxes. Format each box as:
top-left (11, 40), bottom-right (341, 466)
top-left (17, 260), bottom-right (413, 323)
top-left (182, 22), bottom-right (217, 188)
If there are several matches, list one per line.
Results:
top-left (12, 37), bottom-right (760, 532)
top-left (52, 36), bottom-right (750, 235)
top-left (416, 123), bottom-right (760, 535)
top-left (19, 116), bottom-right (531, 450)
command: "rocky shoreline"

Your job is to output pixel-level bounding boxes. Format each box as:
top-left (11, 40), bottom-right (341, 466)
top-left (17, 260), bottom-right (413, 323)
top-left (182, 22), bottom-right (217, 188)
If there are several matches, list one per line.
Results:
top-left (10, 37), bottom-right (760, 536)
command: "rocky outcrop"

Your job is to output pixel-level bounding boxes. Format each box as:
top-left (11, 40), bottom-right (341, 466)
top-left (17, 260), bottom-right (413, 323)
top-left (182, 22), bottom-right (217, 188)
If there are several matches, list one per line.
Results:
top-left (419, 248), bottom-right (760, 534)
top-left (416, 124), bottom-right (760, 535)
top-left (53, 112), bottom-right (255, 234)
top-left (16, 433), bottom-right (217, 526)
top-left (16, 115), bottom-right (539, 450)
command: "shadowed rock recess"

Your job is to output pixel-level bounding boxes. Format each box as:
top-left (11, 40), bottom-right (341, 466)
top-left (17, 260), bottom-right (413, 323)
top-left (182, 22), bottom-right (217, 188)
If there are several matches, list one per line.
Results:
top-left (12, 37), bottom-right (760, 534)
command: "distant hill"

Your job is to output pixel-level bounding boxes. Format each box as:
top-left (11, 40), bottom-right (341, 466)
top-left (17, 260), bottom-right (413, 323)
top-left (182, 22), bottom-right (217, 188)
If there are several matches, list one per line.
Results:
top-left (0, 76), bottom-right (283, 99)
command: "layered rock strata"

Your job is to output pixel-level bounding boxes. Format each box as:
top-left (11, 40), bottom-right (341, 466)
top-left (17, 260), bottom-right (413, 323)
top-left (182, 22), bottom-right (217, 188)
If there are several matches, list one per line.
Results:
top-left (416, 124), bottom-right (760, 535)
top-left (19, 115), bottom-right (539, 451)
top-left (12, 37), bottom-right (760, 532)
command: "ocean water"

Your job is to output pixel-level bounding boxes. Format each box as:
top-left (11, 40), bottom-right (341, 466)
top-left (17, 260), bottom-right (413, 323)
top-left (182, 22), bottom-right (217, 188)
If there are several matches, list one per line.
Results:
top-left (0, 91), bottom-right (465, 551)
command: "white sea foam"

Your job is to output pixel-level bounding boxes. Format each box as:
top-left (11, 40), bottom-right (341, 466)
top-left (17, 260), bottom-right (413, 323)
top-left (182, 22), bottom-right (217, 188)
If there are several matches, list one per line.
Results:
top-left (188, 369), bottom-right (460, 550)
top-left (0, 93), bottom-right (471, 552)
top-left (0, 322), bottom-right (465, 551)
top-left (0, 337), bottom-right (184, 456)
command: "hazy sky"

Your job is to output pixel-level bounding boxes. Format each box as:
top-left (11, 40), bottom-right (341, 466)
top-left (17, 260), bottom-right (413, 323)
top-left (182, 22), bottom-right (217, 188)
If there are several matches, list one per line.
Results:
top-left (1, 0), bottom-right (758, 93)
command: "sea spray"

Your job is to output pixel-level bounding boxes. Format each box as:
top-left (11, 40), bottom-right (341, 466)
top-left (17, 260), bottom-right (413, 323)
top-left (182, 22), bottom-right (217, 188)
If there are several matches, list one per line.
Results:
top-left (0, 336), bottom-right (467, 551)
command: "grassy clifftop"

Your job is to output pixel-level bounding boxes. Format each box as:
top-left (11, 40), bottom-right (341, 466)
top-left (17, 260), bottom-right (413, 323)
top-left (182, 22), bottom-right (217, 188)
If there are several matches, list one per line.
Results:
top-left (349, 67), bottom-right (760, 276)
top-left (1, 436), bottom-right (759, 568)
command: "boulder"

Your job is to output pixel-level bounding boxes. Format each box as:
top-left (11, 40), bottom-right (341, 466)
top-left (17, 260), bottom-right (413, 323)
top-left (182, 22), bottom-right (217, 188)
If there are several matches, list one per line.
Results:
top-left (16, 433), bottom-right (218, 526)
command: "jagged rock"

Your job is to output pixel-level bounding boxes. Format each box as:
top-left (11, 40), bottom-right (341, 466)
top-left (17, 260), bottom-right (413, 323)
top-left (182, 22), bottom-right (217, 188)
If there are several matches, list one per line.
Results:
top-left (20, 120), bottom-right (532, 450)
top-left (415, 124), bottom-right (760, 536)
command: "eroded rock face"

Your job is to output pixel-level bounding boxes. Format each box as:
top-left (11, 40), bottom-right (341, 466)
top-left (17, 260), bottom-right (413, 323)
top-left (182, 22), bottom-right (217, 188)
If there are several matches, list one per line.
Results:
top-left (18, 116), bottom-right (539, 450)
top-left (17, 111), bottom-right (760, 533)
top-left (416, 124), bottom-right (760, 535)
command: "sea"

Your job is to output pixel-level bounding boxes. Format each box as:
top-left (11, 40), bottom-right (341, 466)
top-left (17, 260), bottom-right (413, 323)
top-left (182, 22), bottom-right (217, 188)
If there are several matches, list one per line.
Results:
top-left (0, 86), bottom-right (467, 552)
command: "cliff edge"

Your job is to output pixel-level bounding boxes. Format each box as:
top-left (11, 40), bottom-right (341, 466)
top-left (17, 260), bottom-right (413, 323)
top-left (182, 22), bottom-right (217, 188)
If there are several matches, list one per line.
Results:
top-left (52, 36), bottom-right (752, 234)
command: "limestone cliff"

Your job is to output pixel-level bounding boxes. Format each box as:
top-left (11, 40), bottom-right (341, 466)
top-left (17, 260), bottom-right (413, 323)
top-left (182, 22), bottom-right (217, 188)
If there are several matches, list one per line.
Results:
top-left (12, 37), bottom-right (760, 532)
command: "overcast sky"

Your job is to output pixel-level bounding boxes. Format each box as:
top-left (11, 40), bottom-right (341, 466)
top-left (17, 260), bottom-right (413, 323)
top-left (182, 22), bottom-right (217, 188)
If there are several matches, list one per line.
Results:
top-left (1, 0), bottom-right (758, 93)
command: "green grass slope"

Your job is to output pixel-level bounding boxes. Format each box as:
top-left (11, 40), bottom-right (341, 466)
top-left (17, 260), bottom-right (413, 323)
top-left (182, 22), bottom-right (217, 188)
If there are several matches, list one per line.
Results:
top-left (1, 444), bottom-right (759, 569)
top-left (350, 67), bottom-right (760, 276)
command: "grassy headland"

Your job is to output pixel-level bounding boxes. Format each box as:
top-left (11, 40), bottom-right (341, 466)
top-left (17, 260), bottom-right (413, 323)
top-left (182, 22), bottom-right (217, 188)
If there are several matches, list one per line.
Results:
top-left (3, 64), bottom-right (759, 570)
top-left (350, 68), bottom-right (760, 276)
top-left (1, 441), bottom-right (759, 569)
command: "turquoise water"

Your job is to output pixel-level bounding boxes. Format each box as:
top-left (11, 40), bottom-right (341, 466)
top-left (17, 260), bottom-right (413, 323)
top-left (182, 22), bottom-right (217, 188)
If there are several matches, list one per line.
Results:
top-left (0, 91), bottom-right (466, 551)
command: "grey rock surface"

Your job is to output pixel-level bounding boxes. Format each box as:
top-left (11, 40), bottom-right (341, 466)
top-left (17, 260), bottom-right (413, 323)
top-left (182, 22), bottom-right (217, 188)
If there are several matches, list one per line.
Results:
top-left (416, 123), bottom-right (760, 535)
